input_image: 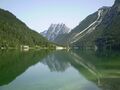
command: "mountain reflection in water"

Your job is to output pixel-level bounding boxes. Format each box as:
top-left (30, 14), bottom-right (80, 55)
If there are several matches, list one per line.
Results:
top-left (0, 50), bottom-right (120, 90)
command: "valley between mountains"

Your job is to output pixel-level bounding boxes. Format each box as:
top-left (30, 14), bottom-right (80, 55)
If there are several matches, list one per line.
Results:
top-left (0, 0), bottom-right (120, 51)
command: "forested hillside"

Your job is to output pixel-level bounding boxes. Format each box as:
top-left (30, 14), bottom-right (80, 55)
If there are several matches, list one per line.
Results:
top-left (0, 8), bottom-right (52, 48)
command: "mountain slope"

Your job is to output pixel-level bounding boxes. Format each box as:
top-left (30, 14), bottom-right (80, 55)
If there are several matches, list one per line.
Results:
top-left (41, 24), bottom-right (70, 42)
top-left (56, 7), bottom-right (110, 46)
top-left (0, 8), bottom-right (50, 48)
top-left (71, 0), bottom-right (120, 50)
top-left (96, 0), bottom-right (120, 50)
top-left (70, 7), bottom-right (110, 44)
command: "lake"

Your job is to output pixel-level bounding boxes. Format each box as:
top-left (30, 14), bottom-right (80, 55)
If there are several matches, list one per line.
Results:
top-left (0, 50), bottom-right (120, 90)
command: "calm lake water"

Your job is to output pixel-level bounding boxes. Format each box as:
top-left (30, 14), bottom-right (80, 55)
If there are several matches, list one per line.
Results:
top-left (0, 50), bottom-right (120, 90)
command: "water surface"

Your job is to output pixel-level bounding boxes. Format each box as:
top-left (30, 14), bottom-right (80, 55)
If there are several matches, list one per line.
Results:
top-left (0, 50), bottom-right (120, 90)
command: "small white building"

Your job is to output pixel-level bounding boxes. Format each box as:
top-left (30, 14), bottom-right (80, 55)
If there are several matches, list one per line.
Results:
top-left (56, 46), bottom-right (65, 50)
top-left (21, 45), bottom-right (29, 51)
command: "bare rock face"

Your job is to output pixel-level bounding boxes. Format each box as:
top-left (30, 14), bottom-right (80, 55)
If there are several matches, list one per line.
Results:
top-left (71, 0), bottom-right (120, 50)
top-left (41, 23), bottom-right (70, 41)
top-left (115, 0), bottom-right (120, 4)
top-left (114, 0), bottom-right (120, 12)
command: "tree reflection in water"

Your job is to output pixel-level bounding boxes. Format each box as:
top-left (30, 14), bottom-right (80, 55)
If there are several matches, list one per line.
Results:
top-left (0, 50), bottom-right (120, 90)
top-left (41, 50), bottom-right (120, 90)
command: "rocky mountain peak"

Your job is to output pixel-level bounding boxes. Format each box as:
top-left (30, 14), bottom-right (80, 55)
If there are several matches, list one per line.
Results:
top-left (41, 23), bottom-right (70, 41)
top-left (99, 6), bottom-right (111, 11)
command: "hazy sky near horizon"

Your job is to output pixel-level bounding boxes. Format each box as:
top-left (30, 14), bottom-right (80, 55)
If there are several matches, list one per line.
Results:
top-left (0, 0), bottom-right (115, 32)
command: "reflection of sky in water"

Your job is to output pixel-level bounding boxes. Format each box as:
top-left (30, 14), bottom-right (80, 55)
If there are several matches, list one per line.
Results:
top-left (0, 62), bottom-right (100, 90)
top-left (0, 50), bottom-right (120, 90)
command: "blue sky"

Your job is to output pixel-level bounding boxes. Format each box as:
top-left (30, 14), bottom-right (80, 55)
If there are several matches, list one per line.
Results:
top-left (0, 0), bottom-right (115, 32)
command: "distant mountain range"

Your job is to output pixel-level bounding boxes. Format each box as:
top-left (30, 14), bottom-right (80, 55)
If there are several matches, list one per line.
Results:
top-left (52, 6), bottom-right (110, 45)
top-left (0, 0), bottom-right (120, 50)
top-left (41, 24), bottom-right (70, 42)
top-left (46, 0), bottom-right (120, 50)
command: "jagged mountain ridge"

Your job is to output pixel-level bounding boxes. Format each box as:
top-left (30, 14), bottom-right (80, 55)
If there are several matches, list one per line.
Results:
top-left (41, 24), bottom-right (70, 42)
top-left (54, 7), bottom-right (110, 45)
top-left (54, 0), bottom-right (120, 50)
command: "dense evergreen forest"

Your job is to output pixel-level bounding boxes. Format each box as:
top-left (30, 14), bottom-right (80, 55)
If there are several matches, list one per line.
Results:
top-left (0, 9), bottom-right (54, 49)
